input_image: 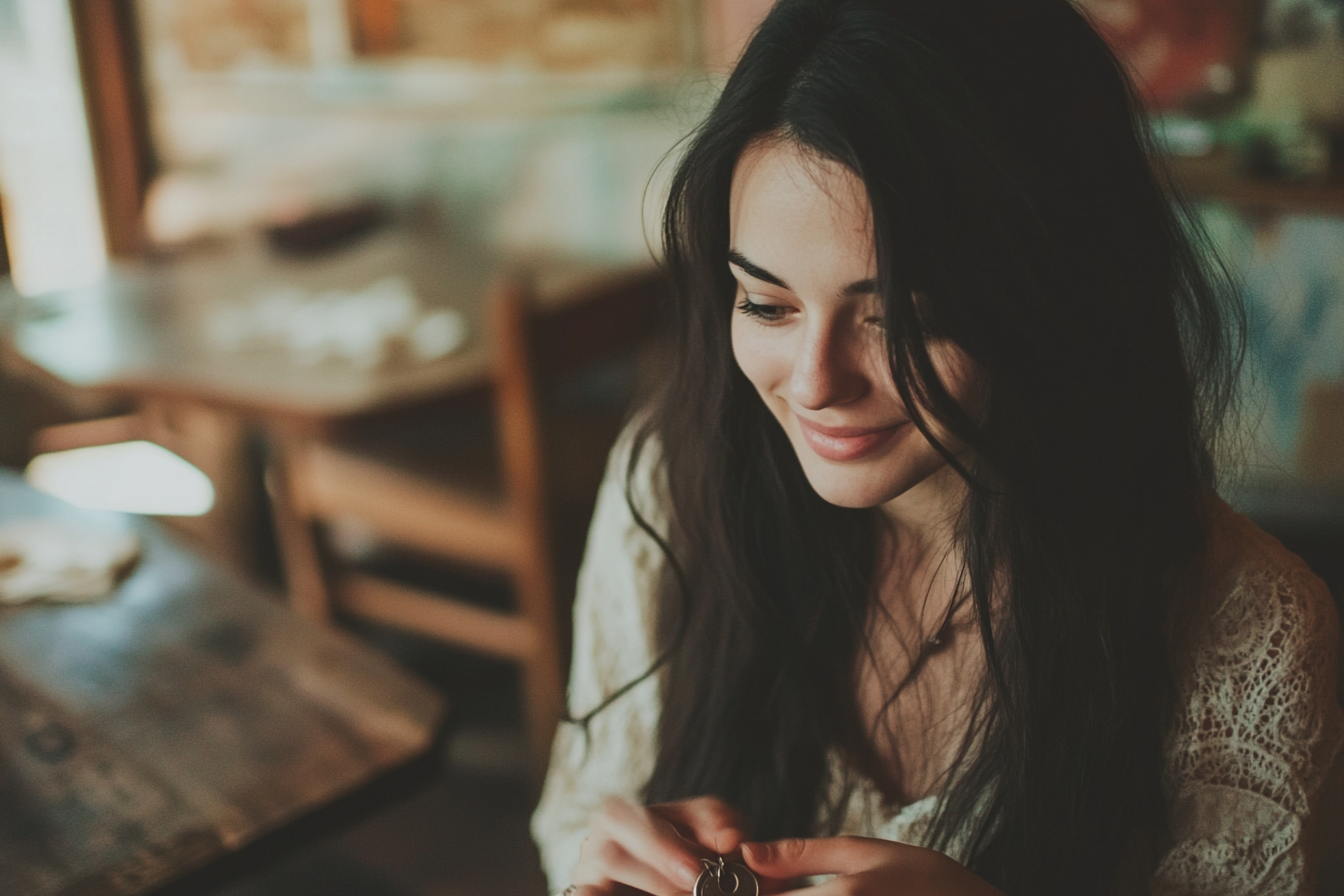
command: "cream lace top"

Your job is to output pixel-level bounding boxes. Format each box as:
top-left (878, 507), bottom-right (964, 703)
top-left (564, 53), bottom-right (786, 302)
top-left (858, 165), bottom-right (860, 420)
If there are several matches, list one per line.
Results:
top-left (531, 440), bottom-right (1344, 895)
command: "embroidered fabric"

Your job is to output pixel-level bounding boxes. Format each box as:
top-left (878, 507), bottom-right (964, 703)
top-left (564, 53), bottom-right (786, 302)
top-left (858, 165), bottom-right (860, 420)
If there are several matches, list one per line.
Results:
top-left (530, 442), bottom-right (1344, 895)
top-left (1151, 514), bottom-right (1344, 895)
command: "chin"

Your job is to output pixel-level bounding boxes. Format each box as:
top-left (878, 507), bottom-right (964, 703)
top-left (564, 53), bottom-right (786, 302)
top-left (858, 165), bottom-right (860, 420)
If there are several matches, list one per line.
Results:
top-left (795, 456), bottom-right (911, 509)
top-left (789, 433), bottom-right (953, 509)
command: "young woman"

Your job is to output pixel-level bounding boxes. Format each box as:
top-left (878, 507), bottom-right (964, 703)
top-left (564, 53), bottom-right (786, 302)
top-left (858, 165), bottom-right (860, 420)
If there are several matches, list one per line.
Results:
top-left (531, 1), bottom-right (1344, 893)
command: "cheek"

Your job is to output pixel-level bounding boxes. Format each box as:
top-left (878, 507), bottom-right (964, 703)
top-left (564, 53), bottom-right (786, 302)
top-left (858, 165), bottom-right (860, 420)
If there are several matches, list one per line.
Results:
top-left (730, 317), bottom-right (789, 397)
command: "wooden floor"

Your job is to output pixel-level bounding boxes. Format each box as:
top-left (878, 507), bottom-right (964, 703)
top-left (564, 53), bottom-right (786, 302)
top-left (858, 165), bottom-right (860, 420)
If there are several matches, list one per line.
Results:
top-left (213, 639), bottom-right (549, 896)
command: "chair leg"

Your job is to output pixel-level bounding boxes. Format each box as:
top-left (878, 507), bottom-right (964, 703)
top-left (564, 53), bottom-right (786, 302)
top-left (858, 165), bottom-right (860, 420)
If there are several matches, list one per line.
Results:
top-left (515, 561), bottom-right (565, 781)
top-left (141, 401), bottom-right (259, 573)
top-left (492, 282), bottom-right (566, 779)
top-left (267, 436), bottom-right (333, 623)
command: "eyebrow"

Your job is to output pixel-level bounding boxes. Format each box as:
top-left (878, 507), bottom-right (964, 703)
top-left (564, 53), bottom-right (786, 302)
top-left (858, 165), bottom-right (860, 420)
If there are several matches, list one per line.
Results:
top-left (728, 249), bottom-right (878, 297)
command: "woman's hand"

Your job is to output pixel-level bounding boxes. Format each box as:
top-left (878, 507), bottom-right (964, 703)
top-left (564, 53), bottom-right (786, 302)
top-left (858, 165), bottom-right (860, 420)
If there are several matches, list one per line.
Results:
top-left (742, 836), bottom-right (1003, 896)
top-left (571, 795), bottom-right (746, 895)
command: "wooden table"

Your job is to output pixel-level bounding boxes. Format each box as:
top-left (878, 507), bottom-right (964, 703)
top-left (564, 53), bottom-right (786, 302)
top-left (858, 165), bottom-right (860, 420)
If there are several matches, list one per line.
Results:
top-left (0, 469), bottom-right (445, 896)
top-left (0, 222), bottom-right (658, 569)
top-left (0, 225), bottom-right (499, 423)
top-left (0, 224), bottom-right (652, 420)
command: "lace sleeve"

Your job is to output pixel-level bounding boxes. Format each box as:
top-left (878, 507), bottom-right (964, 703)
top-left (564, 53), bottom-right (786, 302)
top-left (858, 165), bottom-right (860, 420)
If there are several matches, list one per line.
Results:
top-left (1154, 527), bottom-right (1344, 896)
top-left (530, 433), bottom-right (666, 892)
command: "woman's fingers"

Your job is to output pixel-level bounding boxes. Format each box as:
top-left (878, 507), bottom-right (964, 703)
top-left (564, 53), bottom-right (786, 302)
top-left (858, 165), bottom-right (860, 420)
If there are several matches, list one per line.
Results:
top-left (742, 837), bottom-right (884, 879)
top-left (742, 836), bottom-right (940, 879)
top-left (570, 796), bottom-right (751, 896)
top-left (587, 797), bottom-right (704, 890)
top-left (573, 834), bottom-right (689, 896)
top-left (650, 796), bottom-right (747, 854)
top-left (741, 838), bottom-right (1004, 896)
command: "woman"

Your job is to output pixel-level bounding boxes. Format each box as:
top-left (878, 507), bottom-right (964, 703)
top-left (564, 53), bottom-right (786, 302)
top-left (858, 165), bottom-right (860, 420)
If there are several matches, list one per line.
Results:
top-left (532, 1), bottom-right (1344, 893)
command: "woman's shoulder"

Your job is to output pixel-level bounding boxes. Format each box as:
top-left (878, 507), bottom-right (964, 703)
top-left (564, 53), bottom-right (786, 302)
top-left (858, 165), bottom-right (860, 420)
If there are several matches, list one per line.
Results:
top-left (1156, 503), bottom-right (1344, 892)
top-left (1184, 499), bottom-right (1339, 665)
top-left (570, 417), bottom-right (669, 661)
top-left (1166, 497), bottom-right (1342, 778)
top-left (598, 414), bottom-right (668, 526)
top-left (581, 417), bottom-right (670, 582)
top-left (1170, 499), bottom-right (1339, 700)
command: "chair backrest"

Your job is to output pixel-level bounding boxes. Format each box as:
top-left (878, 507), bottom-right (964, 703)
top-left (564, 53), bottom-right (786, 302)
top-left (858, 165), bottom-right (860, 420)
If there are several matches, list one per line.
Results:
top-left (271, 264), bottom-right (667, 779)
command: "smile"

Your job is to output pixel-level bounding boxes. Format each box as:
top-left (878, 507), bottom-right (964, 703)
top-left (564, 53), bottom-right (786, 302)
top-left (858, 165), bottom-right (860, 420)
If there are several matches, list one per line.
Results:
top-left (796, 418), bottom-right (906, 462)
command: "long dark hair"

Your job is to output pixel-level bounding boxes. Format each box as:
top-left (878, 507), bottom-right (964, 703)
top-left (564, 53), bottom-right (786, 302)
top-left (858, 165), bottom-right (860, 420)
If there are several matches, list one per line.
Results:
top-left (618, 2), bottom-right (1240, 893)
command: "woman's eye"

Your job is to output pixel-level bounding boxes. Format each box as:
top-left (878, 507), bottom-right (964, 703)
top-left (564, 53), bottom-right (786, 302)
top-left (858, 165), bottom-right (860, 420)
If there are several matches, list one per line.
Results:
top-left (863, 315), bottom-right (887, 330)
top-left (736, 297), bottom-right (791, 322)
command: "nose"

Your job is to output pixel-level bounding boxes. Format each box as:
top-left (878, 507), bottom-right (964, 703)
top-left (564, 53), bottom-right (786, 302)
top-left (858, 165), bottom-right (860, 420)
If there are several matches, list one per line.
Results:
top-left (790, 318), bottom-right (868, 411)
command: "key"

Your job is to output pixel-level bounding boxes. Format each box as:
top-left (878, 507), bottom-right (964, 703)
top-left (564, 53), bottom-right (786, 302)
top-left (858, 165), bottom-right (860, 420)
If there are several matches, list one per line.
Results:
top-left (693, 856), bottom-right (759, 896)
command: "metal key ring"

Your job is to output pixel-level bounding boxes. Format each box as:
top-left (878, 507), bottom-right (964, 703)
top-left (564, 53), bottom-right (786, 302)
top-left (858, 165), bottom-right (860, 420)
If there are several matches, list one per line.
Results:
top-left (695, 856), bottom-right (758, 896)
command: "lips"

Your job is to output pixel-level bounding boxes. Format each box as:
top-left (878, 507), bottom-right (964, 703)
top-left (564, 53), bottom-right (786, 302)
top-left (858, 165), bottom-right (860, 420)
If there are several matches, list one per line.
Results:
top-left (796, 417), bottom-right (906, 462)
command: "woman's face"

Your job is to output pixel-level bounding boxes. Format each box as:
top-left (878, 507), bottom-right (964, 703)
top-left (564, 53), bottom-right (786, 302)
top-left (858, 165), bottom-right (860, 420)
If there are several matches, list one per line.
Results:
top-left (728, 139), bottom-right (977, 510)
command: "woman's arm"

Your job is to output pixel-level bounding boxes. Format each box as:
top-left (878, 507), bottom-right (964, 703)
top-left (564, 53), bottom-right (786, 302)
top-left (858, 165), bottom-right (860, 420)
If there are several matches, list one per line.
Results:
top-left (1155, 534), bottom-right (1344, 896)
top-left (530, 431), bottom-right (670, 890)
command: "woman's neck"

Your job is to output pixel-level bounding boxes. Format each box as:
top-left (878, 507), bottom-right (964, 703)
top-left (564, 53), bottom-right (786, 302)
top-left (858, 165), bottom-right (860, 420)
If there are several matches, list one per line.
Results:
top-left (879, 462), bottom-right (967, 572)
top-left (855, 464), bottom-right (979, 805)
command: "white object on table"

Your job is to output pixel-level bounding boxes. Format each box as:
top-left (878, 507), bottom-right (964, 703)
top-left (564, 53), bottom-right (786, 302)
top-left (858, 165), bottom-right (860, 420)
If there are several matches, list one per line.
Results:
top-left (0, 518), bottom-right (140, 603)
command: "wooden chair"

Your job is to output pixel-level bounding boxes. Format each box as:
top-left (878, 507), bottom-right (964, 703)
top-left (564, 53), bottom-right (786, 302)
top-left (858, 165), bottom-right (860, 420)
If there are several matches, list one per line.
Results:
top-left (269, 267), bottom-right (664, 778)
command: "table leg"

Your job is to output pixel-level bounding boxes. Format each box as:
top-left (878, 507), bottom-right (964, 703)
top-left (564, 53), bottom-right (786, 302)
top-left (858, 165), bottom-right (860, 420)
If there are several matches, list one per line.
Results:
top-left (138, 400), bottom-right (258, 575)
top-left (264, 430), bottom-right (333, 623)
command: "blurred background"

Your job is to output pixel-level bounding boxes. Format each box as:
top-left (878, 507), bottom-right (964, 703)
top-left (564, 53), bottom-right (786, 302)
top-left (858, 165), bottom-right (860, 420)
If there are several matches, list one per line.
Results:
top-left (0, 1), bottom-right (1340, 894)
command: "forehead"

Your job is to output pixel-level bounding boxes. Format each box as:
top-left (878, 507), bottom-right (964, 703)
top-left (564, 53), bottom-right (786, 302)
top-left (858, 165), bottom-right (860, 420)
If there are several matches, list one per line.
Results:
top-left (728, 139), bottom-right (875, 284)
